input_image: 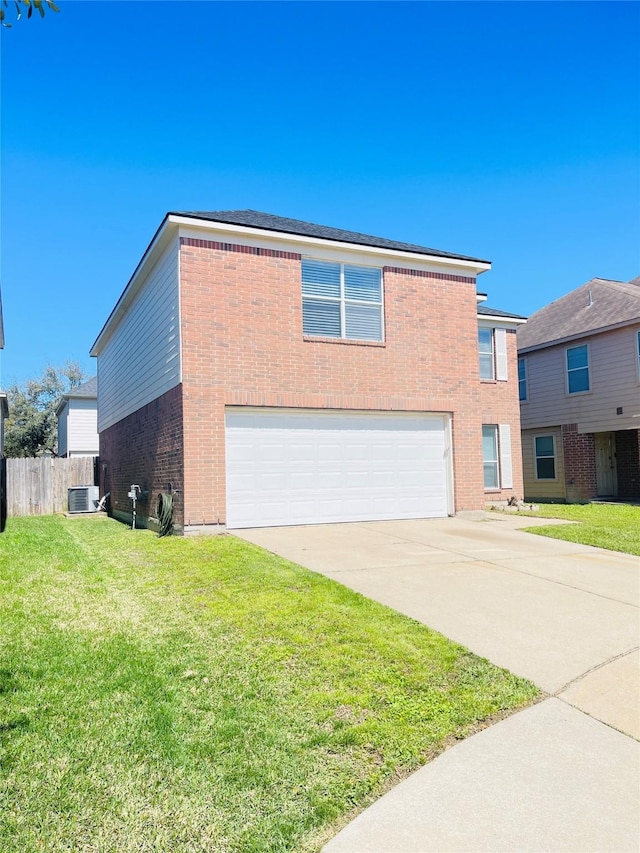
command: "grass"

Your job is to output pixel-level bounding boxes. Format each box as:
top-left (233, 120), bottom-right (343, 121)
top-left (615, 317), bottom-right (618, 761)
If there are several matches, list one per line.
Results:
top-left (0, 516), bottom-right (538, 852)
top-left (519, 502), bottom-right (640, 556)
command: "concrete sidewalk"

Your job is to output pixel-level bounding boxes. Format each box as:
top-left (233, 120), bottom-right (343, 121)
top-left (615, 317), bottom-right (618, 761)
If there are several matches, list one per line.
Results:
top-left (236, 515), bottom-right (640, 852)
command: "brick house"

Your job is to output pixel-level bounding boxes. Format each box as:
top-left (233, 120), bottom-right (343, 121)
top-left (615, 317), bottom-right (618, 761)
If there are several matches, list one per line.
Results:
top-left (517, 276), bottom-right (640, 502)
top-left (91, 211), bottom-right (525, 532)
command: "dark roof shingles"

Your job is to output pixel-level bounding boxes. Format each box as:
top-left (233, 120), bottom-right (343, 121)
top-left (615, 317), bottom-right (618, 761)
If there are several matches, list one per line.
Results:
top-left (67, 376), bottom-right (97, 398)
top-left (478, 305), bottom-right (527, 320)
top-left (173, 209), bottom-right (490, 264)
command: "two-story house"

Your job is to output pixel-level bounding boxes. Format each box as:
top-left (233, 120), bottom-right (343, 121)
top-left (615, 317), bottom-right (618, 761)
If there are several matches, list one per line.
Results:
top-left (518, 276), bottom-right (640, 502)
top-left (91, 210), bottom-right (525, 532)
top-left (55, 376), bottom-right (99, 458)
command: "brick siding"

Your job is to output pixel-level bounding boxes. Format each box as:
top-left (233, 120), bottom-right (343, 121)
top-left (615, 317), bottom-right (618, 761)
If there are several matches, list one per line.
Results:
top-left (615, 428), bottom-right (640, 500)
top-left (177, 238), bottom-right (515, 524)
top-left (479, 328), bottom-right (524, 502)
top-left (99, 385), bottom-right (184, 529)
top-left (562, 423), bottom-right (597, 502)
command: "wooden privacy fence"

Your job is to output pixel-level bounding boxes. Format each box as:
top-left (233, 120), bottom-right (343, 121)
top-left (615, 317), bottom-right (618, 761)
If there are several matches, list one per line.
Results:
top-left (6, 456), bottom-right (98, 517)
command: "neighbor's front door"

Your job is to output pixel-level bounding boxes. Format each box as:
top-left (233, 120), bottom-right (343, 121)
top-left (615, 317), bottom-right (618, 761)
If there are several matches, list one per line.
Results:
top-left (595, 432), bottom-right (617, 497)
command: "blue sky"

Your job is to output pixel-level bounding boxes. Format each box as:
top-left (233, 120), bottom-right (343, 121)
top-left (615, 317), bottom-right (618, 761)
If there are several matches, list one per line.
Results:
top-left (1, 0), bottom-right (639, 387)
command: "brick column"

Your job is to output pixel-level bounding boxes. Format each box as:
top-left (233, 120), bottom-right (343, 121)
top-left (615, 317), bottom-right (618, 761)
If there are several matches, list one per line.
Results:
top-left (562, 423), bottom-right (596, 503)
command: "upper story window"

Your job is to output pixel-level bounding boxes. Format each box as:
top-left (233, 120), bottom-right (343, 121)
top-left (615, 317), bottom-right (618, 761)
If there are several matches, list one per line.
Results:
top-left (637, 331), bottom-right (640, 381)
top-left (302, 260), bottom-right (383, 341)
top-left (518, 357), bottom-right (527, 401)
top-left (478, 328), bottom-right (494, 379)
top-left (566, 344), bottom-right (590, 394)
top-left (478, 326), bottom-right (508, 381)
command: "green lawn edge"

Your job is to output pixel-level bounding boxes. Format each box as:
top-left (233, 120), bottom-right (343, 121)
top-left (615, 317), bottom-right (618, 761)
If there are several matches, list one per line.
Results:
top-left (517, 502), bottom-right (640, 556)
top-left (1, 516), bottom-right (539, 852)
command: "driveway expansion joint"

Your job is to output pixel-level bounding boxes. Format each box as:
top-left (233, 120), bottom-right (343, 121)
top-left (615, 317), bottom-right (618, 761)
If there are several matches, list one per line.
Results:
top-left (554, 645), bottom-right (640, 695)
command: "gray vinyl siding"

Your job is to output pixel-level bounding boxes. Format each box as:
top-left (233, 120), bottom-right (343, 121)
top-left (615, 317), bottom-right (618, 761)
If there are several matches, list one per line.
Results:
top-left (67, 399), bottom-right (99, 455)
top-left (520, 325), bottom-right (640, 434)
top-left (97, 239), bottom-right (180, 432)
top-left (57, 403), bottom-right (69, 457)
top-left (521, 427), bottom-right (566, 501)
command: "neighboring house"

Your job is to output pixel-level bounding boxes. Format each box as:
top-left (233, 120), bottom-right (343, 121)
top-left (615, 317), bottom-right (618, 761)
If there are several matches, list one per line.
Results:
top-left (55, 376), bottom-right (99, 457)
top-left (91, 210), bottom-right (525, 532)
top-left (518, 276), bottom-right (640, 502)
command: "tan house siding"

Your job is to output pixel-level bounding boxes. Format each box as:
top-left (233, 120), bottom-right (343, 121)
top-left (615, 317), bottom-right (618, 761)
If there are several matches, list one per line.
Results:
top-left (521, 426), bottom-right (566, 501)
top-left (520, 324), bottom-right (640, 434)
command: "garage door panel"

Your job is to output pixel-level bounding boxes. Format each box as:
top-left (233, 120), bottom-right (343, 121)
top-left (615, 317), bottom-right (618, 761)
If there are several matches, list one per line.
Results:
top-left (225, 408), bottom-right (450, 528)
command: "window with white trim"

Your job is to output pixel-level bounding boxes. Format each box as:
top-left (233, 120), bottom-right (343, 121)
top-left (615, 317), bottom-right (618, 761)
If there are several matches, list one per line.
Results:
top-left (482, 424), bottom-right (513, 490)
top-left (534, 434), bottom-right (556, 480)
top-left (479, 329), bottom-right (494, 380)
top-left (566, 344), bottom-right (590, 394)
top-left (636, 331), bottom-right (640, 380)
top-left (302, 259), bottom-right (383, 341)
top-left (478, 326), bottom-right (508, 381)
top-left (518, 357), bottom-right (527, 401)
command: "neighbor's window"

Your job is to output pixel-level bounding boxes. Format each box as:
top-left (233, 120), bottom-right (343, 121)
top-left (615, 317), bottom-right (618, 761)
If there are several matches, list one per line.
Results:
top-left (535, 435), bottom-right (556, 480)
top-left (482, 425), bottom-right (499, 489)
top-left (637, 331), bottom-right (640, 380)
top-left (566, 344), bottom-right (590, 394)
top-left (518, 357), bottom-right (527, 402)
top-left (302, 259), bottom-right (383, 341)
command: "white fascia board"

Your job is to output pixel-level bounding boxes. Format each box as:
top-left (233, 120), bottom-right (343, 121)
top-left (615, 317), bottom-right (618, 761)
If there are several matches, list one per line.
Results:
top-left (477, 314), bottom-right (527, 328)
top-left (518, 318), bottom-right (640, 354)
top-left (54, 397), bottom-right (69, 417)
top-left (90, 217), bottom-right (176, 355)
top-left (476, 293), bottom-right (488, 303)
top-left (171, 215), bottom-right (492, 276)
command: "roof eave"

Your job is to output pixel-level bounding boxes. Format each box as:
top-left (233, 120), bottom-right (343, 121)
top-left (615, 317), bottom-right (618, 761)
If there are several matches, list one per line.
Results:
top-left (477, 313), bottom-right (527, 326)
top-left (90, 214), bottom-right (174, 355)
top-left (170, 213), bottom-right (492, 273)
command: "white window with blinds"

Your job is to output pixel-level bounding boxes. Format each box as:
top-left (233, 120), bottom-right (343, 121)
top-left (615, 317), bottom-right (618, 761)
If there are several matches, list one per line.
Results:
top-left (302, 259), bottom-right (383, 341)
top-left (482, 423), bottom-right (513, 490)
top-left (478, 326), bottom-right (508, 381)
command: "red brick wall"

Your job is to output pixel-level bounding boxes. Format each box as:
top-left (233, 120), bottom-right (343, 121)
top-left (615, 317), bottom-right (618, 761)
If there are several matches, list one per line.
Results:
top-left (178, 238), bottom-right (500, 524)
top-left (479, 328), bottom-right (524, 501)
top-left (562, 423), bottom-right (596, 502)
top-left (99, 385), bottom-right (184, 529)
top-left (615, 429), bottom-right (640, 499)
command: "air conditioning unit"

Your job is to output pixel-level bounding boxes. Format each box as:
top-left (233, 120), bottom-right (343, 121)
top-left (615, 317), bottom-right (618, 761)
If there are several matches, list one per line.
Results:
top-left (68, 485), bottom-right (100, 513)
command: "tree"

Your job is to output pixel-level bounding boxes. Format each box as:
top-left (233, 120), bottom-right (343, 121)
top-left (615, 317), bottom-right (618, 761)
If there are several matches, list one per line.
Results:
top-left (4, 362), bottom-right (87, 458)
top-left (1, 0), bottom-right (59, 27)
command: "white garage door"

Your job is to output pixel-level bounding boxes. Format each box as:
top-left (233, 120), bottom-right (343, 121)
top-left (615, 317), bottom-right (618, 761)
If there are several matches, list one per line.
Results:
top-left (225, 408), bottom-right (451, 529)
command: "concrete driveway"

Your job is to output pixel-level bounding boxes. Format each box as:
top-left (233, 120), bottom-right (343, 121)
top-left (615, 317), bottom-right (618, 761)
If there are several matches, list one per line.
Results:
top-left (236, 514), bottom-right (640, 852)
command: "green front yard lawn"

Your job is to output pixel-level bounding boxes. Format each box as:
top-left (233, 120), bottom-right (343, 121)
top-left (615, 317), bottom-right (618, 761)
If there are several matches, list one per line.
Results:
top-left (519, 502), bottom-right (640, 556)
top-left (0, 516), bottom-right (538, 852)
